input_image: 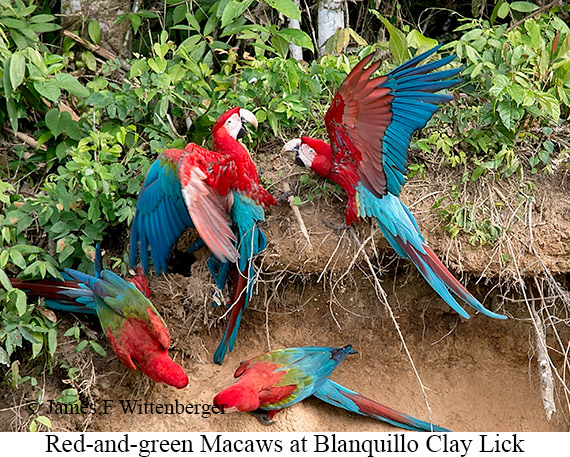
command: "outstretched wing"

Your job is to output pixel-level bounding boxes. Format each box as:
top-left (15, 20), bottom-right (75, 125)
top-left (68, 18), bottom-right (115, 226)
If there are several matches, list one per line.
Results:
top-left (129, 149), bottom-right (196, 274)
top-left (324, 44), bottom-right (461, 198)
top-left (178, 143), bottom-right (239, 264)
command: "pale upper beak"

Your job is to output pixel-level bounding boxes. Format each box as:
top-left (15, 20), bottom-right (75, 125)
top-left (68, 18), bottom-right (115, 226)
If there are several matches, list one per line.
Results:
top-left (240, 108), bottom-right (258, 130)
top-left (282, 138), bottom-right (301, 153)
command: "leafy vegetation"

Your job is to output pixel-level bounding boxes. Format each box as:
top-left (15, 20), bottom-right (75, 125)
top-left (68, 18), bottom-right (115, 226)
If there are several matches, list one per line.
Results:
top-left (0, 0), bottom-right (569, 397)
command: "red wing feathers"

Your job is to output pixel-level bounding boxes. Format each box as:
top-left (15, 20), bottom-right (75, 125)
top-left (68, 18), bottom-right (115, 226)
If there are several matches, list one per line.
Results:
top-left (325, 59), bottom-right (394, 198)
top-left (178, 145), bottom-right (239, 264)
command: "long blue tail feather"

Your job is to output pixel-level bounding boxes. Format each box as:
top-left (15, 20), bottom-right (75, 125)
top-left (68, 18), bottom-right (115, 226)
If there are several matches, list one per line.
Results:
top-left (357, 186), bottom-right (506, 320)
top-left (314, 380), bottom-right (450, 432)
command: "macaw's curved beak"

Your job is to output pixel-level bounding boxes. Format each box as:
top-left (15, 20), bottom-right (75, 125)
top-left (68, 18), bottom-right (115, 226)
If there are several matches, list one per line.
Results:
top-left (282, 138), bottom-right (301, 153)
top-left (282, 139), bottom-right (304, 167)
top-left (238, 108), bottom-right (258, 139)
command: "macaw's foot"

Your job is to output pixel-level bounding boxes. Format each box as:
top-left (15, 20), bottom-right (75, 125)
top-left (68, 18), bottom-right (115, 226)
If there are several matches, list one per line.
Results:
top-left (276, 189), bottom-right (295, 204)
top-left (250, 408), bottom-right (281, 425)
top-left (324, 220), bottom-right (349, 236)
top-left (186, 238), bottom-right (205, 255)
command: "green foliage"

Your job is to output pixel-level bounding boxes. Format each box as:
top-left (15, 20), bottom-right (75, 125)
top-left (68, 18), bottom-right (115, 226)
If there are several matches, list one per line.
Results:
top-left (432, 185), bottom-right (503, 245)
top-left (445, 7), bottom-right (570, 179)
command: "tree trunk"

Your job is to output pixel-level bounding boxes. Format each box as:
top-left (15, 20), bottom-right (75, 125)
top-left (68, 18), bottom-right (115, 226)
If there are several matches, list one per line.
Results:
top-left (317, 0), bottom-right (345, 54)
top-left (289, 0), bottom-right (303, 61)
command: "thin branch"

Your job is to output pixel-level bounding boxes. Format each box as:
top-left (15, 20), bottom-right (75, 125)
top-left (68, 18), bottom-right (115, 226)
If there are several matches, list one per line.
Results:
top-left (62, 30), bottom-right (131, 71)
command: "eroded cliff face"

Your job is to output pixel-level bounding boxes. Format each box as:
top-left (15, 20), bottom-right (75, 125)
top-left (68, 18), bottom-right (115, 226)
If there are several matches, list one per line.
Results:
top-left (2, 142), bottom-right (570, 432)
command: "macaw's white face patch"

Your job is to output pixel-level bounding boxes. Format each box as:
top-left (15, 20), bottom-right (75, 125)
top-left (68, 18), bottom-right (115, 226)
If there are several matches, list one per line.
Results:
top-left (297, 143), bottom-right (317, 168)
top-left (224, 113), bottom-right (242, 139)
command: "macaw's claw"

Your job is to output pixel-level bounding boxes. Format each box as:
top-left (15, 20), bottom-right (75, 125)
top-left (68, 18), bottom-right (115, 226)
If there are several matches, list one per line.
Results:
top-left (276, 189), bottom-right (295, 204)
top-left (186, 238), bottom-right (206, 255)
top-left (250, 409), bottom-right (274, 426)
top-left (324, 220), bottom-right (349, 236)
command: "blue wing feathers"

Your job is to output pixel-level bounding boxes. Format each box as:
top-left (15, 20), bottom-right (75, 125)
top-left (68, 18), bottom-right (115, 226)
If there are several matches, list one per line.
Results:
top-left (377, 45), bottom-right (461, 196)
top-left (130, 157), bottom-right (196, 274)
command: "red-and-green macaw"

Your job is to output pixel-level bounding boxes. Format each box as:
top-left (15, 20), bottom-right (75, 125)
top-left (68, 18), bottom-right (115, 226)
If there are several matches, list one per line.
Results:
top-left (214, 345), bottom-right (449, 431)
top-left (129, 107), bottom-right (277, 364)
top-left (283, 45), bottom-right (506, 321)
top-left (13, 246), bottom-right (188, 388)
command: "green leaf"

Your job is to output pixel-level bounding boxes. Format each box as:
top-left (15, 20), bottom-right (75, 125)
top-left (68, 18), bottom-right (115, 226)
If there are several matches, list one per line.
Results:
top-left (497, 99), bottom-right (524, 130)
top-left (497, 2), bottom-right (510, 18)
top-left (292, 196), bottom-right (303, 206)
top-left (64, 326), bottom-right (80, 339)
top-left (221, 0), bottom-right (254, 28)
top-left (34, 79), bottom-right (61, 102)
top-left (278, 28), bottom-right (314, 51)
top-left (130, 13), bottom-right (141, 34)
top-left (510, 1), bottom-right (539, 13)
top-left (75, 340), bottom-right (88, 353)
top-left (89, 341), bottom-right (107, 357)
top-left (35, 416), bottom-right (52, 429)
top-left (407, 29), bottom-right (438, 51)
top-left (88, 20), bottom-right (101, 44)
top-left (9, 248), bottom-right (26, 269)
top-left (29, 23), bottom-right (60, 33)
top-left (6, 97), bottom-right (19, 132)
top-left (0, 346), bottom-right (9, 366)
top-left (45, 109), bottom-right (64, 138)
top-left (0, 268), bottom-right (12, 291)
top-left (525, 19), bottom-right (544, 50)
top-left (55, 73), bottom-right (90, 98)
top-left (48, 328), bottom-right (57, 357)
top-left (15, 289), bottom-right (27, 317)
top-left (264, 0), bottom-right (301, 21)
top-left (31, 14), bottom-right (56, 23)
top-left (3, 57), bottom-right (13, 97)
top-left (10, 52), bottom-right (26, 91)
top-left (379, 15), bottom-right (409, 65)
top-left (185, 12), bottom-right (201, 31)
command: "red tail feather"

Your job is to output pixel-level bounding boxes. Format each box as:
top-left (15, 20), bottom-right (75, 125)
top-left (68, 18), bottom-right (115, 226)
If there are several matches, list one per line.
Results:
top-left (344, 391), bottom-right (415, 427)
top-left (9, 278), bottom-right (80, 299)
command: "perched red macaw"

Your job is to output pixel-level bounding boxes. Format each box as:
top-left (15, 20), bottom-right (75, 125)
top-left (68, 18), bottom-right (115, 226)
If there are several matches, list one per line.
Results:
top-left (13, 246), bottom-right (188, 388)
top-left (283, 45), bottom-right (506, 320)
top-left (130, 107), bottom-right (277, 364)
top-left (214, 346), bottom-right (449, 431)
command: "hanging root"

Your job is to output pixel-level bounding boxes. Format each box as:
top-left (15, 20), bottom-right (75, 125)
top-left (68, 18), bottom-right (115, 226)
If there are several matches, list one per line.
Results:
top-left (283, 182), bottom-right (312, 248)
top-left (530, 281), bottom-right (556, 421)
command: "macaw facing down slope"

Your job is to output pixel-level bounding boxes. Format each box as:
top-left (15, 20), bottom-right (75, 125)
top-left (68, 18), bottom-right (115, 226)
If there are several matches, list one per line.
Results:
top-left (213, 346), bottom-right (449, 432)
top-left (13, 246), bottom-right (188, 388)
top-left (283, 45), bottom-right (506, 321)
top-left (130, 107), bottom-right (277, 364)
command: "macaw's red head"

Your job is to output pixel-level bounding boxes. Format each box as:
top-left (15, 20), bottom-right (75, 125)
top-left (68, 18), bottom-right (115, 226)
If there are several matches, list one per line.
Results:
top-left (212, 107), bottom-right (258, 141)
top-left (283, 137), bottom-right (333, 178)
top-left (213, 383), bottom-right (260, 412)
top-left (139, 350), bottom-right (189, 389)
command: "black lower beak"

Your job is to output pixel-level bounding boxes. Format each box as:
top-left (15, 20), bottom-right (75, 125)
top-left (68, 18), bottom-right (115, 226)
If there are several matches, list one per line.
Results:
top-left (295, 154), bottom-right (305, 167)
top-left (237, 125), bottom-right (247, 139)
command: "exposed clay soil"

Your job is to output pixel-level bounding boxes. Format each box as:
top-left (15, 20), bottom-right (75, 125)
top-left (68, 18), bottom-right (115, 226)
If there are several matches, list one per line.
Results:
top-left (2, 150), bottom-right (570, 433)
